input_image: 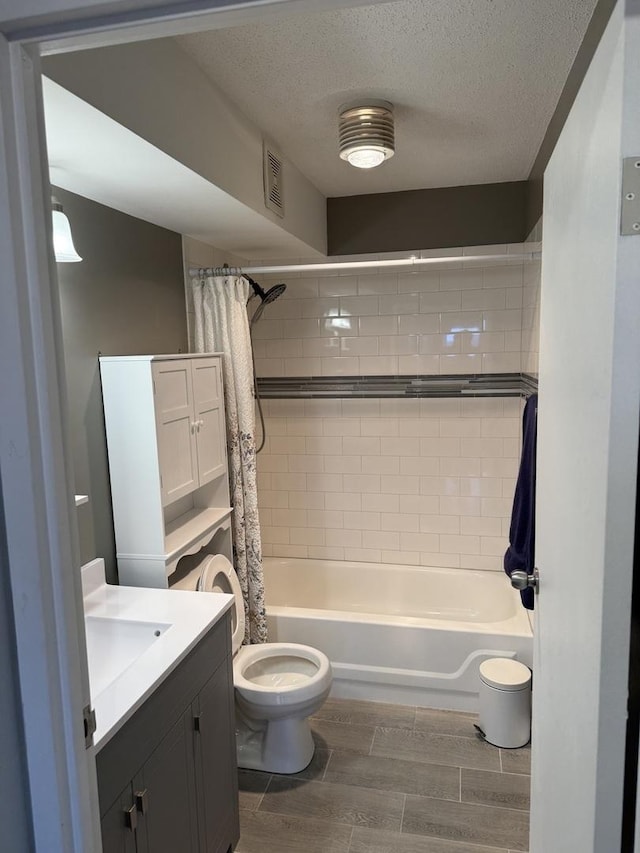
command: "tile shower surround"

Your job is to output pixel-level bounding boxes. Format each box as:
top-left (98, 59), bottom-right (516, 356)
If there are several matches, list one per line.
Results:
top-left (250, 248), bottom-right (541, 572)
top-left (251, 262), bottom-right (525, 379)
top-left (257, 396), bottom-right (520, 571)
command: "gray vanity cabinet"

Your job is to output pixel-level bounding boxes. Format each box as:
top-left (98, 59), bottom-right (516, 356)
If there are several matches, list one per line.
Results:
top-left (100, 783), bottom-right (138, 853)
top-left (97, 612), bottom-right (239, 853)
top-left (193, 661), bottom-right (239, 853)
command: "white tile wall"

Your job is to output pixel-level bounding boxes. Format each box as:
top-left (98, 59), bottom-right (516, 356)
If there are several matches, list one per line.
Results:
top-left (258, 396), bottom-right (522, 571)
top-left (253, 255), bottom-right (527, 378)
top-left (184, 242), bottom-right (539, 573)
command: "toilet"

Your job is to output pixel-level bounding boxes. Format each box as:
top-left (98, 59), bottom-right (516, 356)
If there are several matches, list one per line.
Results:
top-left (172, 552), bottom-right (332, 774)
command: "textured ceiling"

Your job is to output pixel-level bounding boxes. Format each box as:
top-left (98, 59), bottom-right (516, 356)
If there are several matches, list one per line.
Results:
top-left (178, 0), bottom-right (597, 197)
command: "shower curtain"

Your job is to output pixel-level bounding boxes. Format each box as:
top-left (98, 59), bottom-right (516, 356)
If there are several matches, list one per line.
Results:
top-left (192, 274), bottom-right (267, 644)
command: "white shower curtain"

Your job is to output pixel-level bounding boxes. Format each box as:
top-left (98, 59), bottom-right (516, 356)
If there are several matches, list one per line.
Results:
top-left (192, 274), bottom-right (266, 644)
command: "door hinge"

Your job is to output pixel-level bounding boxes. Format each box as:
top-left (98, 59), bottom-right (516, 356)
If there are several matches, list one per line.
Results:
top-left (83, 703), bottom-right (96, 748)
top-left (621, 157), bottom-right (640, 235)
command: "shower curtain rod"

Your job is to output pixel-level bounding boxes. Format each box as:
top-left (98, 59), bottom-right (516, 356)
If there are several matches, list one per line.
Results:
top-left (188, 251), bottom-right (539, 278)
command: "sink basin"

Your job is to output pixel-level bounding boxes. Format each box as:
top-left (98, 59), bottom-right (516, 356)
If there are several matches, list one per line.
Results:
top-left (85, 615), bottom-right (172, 699)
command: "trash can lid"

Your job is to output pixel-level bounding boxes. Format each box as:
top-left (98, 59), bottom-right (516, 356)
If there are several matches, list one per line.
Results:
top-left (479, 658), bottom-right (531, 691)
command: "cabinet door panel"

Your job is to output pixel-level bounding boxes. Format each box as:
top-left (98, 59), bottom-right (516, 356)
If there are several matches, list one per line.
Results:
top-left (138, 711), bottom-right (199, 853)
top-left (100, 785), bottom-right (137, 853)
top-left (153, 362), bottom-right (198, 505)
top-left (191, 358), bottom-right (221, 408)
top-left (192, 359), bottom-right (226, 486)
top-left (195, 403), bottom-right (226, 486)
top-left (194, 659), bottom-right (239, 853)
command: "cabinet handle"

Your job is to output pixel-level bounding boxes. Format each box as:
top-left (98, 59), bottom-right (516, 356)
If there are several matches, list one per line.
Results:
top-left (135, 789), bottom-right (149, 815)
top-left (124, 803), bottom-right (137, 832)
top-left (193, 712), bottom-right (203, 733)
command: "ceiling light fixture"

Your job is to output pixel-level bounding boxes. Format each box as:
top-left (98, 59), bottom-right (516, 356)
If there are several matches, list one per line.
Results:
top-left (51, 197), bottom-right (82, 263)
top-left (339, 100), bottom-right (395, 169)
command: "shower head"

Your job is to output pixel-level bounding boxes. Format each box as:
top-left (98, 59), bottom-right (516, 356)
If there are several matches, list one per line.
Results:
top-left (246, 275), bottom-right (286, 304)
top-left (262, 283), bottom-right (287, 304)
top-left (246, 276), bottom-right (287, 325)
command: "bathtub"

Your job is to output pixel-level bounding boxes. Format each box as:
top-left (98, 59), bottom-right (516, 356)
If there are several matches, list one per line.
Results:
top-left (264, 557), bottom-right (533, 712)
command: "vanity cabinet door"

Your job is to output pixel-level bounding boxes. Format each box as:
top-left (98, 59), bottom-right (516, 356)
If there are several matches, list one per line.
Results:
top-left (193, 657), bottom-right (240, 853)
top-left (100, 783), bottom-right (138, 853)
top-left (135, 710), bottom-right (199, 853)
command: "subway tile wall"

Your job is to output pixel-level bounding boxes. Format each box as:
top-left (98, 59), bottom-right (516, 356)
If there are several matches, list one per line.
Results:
top-left (252, 250), bottom-right (529, 378)
top-left (257, 397), bottom-right (521, 570)
top-left (183, 241), bottom-right (541, 572)
top-left (250, 245), bottom-right (539, 571)
top-left (522, 256), bottom-right (541, 377)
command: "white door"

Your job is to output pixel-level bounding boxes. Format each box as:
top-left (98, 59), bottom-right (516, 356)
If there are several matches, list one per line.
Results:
top-left (531, 4), bottom-right (640, 851)
top-left (153, 360), bottom-right (199, 504)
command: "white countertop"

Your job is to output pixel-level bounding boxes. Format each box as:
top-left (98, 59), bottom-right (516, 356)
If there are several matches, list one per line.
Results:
top-left (82, 559), bottom-right (233, 750)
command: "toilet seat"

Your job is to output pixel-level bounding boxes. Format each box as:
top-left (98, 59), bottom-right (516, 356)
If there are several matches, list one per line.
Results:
top-left (234, 642), bottom-right (331, 707)
top-left (196, 554), bottom-right (245, 654)
top-left (176, 552), bottom-right (331, 711)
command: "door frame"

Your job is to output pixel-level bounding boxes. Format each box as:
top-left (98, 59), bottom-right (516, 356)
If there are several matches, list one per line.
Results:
top-left (0, 0), bottom-right (638, 850)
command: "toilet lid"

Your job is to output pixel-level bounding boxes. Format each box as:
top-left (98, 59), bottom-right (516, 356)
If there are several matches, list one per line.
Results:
top-left (197, 554), bottom-right (245, 654)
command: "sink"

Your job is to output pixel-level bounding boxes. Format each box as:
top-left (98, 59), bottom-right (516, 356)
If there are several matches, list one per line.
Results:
top-left (85, 615), bottom-right (172, 699)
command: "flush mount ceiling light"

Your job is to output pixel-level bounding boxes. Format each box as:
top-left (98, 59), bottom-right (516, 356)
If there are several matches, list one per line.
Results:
top-left (338, 100), bottom-right (395, 169)
top-left (51, 197), bottom-right (82, 263)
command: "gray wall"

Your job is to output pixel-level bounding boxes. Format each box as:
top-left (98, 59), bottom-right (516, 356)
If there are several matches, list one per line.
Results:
top-left (55, 188), bottom-right (187, 582)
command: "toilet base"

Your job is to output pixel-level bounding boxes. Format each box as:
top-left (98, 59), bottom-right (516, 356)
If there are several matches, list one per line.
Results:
top-left (236, 711), bottom-right (315, 774)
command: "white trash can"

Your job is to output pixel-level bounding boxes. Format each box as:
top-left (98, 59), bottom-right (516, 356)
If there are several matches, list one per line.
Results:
top-left (478, 658), bottom-right (531, 748)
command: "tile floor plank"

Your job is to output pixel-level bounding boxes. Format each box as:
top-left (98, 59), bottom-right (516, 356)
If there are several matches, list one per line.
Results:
top-left (403, 795), bottom-right (529, 851)
top-left (236, 809), bottom-right (352, 853)
top-left (349, 826), bottom-right (506, 853)
top-left (314, 697), bottom-right (416, 729)
top-left (325, 751), bottom-right (459, 800)
top-left (372, 727), bottom-right (501, 771)
top-left (461, 768), bottom-right (530, 811)
top-left (311, 718), bottom-right (376, 754)
top-left (259, 776), bottom-right (404, 831)
top-left (237, 770), bottom-right (270, 811)
top-left (414, 707), bottom-right (478, 738)
top-left (500, 746), bottom-right (531, 775)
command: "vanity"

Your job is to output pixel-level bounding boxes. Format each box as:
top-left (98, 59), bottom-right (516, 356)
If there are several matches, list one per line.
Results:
top-left (83, 559), bottom-right (240, 853)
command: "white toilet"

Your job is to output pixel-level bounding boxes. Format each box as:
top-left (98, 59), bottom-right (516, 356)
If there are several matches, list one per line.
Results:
top-left (172, 552), bottom-right (332, 774)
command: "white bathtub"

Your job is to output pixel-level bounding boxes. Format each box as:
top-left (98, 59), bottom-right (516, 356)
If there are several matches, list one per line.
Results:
top-left (264, 557), bottom-right (533, 712)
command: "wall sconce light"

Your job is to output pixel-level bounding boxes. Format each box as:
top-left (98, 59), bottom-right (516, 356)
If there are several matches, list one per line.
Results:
top-left (52, 197), bottom-right (82, 263)
top-left (339, 100), bottom-right (395, 169)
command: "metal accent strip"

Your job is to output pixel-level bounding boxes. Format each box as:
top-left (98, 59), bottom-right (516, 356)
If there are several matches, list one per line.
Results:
top-left (256, 373), bottom-right (538, 400)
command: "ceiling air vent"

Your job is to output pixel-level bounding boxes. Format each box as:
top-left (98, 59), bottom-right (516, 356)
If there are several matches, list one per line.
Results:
top-left (263, 141), bottom-right (284, 218)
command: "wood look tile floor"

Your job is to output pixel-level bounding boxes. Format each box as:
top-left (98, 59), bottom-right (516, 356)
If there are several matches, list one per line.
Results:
top-left (235, 698), bottom-right (530, 853)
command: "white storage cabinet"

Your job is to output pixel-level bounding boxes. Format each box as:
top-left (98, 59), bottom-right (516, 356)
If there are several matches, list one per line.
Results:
top-left (100, 354), bottom-right (232, 588)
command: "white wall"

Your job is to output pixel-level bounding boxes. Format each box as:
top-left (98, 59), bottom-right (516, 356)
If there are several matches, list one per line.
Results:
top-left (531, 2), bottom-right (640, 849)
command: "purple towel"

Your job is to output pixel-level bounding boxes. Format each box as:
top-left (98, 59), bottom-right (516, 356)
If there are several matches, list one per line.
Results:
top-left (504, 394), bottom-right (537, 610)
